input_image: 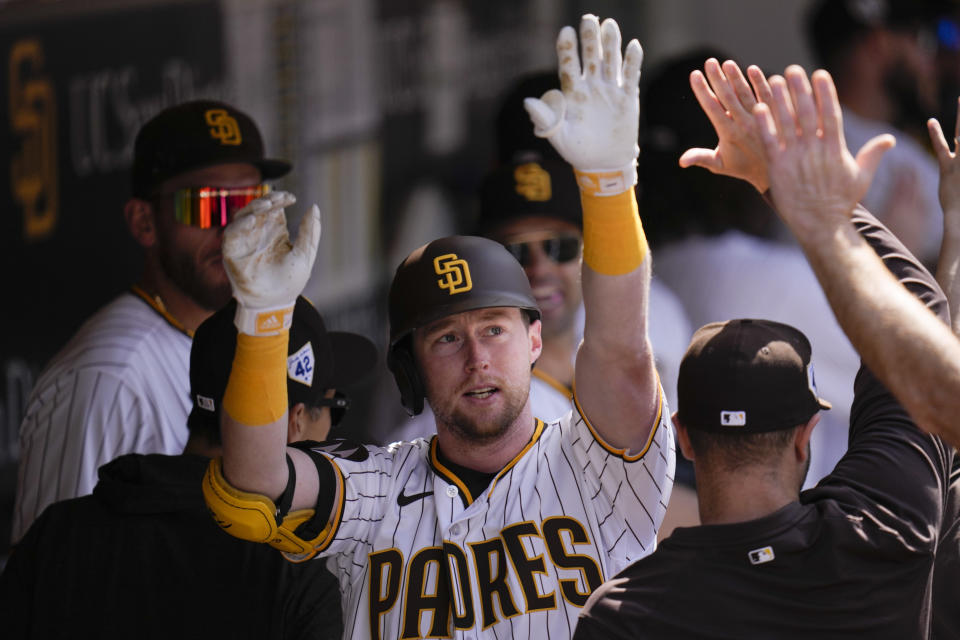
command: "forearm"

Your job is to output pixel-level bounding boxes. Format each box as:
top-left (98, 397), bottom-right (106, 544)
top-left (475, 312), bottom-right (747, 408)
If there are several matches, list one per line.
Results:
top-left (221, 413), bottom-right (290, 498)
top-left (936, 223), bottom-right (960, 335)
top-left (795, 220), bottom-right (960, 444)
top-left (576, 188), bottom-right (659, 451)
top-left (219, 331), bottom-right (293, 499)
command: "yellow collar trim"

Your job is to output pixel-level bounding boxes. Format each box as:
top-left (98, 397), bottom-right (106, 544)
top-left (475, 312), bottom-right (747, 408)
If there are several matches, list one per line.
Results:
top-left (130, 285), bottom-right (194, 338)
top-left (429, 437), bottom-right (475, 505)
top-left (488, 418), bottom-right (545, 495)
top-left (429, 419), bottom-right (547, 505)
top-left (533, 368), bottom-right (573, 399)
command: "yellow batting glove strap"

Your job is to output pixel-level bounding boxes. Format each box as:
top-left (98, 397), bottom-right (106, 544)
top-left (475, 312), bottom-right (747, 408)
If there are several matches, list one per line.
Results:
top-left (580, 188), bottom-right (648, 275)
top-left (573, 164), bottom-right (637, 197)
top-left (202, 457), bottom-right (280, 543)
top-left (222, 332), bottom-right (288, 426)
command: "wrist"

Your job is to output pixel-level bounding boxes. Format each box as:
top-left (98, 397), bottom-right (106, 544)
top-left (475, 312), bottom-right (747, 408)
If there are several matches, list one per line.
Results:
top-left (573, 161), bottom-right (637, 197)
top-left (234, 302), bottom-right (296, 336)
top-left (941, 207), bottom-right (960, 240)
top-left (580, 188), bottom-right (648, 275)
top-left (222, 332), bottom-right (290, 426)
top-left (750, 175), bottom-right (769, 194)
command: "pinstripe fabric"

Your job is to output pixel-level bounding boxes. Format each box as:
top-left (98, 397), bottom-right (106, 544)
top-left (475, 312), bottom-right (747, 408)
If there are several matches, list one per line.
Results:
top-left (12, 293), bottom-right (191, 543)
top-left (306, 395), bottom-right (674, 639)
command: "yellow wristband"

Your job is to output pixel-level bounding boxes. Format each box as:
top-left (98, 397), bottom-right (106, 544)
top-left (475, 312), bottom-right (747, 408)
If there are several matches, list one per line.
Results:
top-left (581, 188), bottom-right (648, 275)
top-left (222, 332), bottom-right (289, 426)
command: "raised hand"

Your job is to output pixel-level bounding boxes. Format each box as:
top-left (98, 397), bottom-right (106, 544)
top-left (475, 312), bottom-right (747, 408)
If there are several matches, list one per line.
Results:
top-left (524, 14), bottom-right (642, 195)
top-left (753, 66), bottom-right (894, 238)
top-left (928, 98), bottom-right (960, 334)
top-left (222, 190), bottom-right (321, 335)
top-left (928, 99), bottom-right (960, 229)
top-left (679, 58), bottom-right (773, 193)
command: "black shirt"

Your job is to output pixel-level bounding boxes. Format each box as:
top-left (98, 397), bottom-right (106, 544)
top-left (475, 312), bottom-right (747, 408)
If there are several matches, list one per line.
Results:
top-left (574, 208), bottom-right (955, 639)
top-left (0, 453), bottom-right (343, 639)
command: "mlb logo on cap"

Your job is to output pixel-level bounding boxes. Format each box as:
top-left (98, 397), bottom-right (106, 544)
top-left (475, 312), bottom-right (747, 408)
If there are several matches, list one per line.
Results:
top-left (677, 319), bottom-right (831, 433)
top-left (721, 411), bottom-right (746, 427)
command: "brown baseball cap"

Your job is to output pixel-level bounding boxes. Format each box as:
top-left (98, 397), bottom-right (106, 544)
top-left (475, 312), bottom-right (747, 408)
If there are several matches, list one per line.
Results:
top-left (131, 99), bottom-right (291, 197)
top-left (476, 152), bottom-right (582, 235)
top-left (677, 319), bottom-right (831, 433)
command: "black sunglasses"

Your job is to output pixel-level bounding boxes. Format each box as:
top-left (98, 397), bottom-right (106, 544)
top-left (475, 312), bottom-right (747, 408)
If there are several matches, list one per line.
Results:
top-left (504, 235), bottom-right (581, 267)
top-left (312, 391), bottom-right (351, 427)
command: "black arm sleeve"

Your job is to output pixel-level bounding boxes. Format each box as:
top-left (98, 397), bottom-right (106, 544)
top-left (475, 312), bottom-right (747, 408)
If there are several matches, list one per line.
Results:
top-left (288, 439), bottom-right (339, 540)
top-left (814, 205), bottom-right (953, 544)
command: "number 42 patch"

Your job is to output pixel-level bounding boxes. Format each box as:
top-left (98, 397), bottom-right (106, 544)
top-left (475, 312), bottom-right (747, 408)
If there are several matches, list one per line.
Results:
top-left (287, 342), bottom-right (314, 387)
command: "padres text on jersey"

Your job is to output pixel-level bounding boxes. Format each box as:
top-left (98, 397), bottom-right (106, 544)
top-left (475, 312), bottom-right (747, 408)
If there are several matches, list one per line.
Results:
top-left (300, 399), bottom-right (674, 638)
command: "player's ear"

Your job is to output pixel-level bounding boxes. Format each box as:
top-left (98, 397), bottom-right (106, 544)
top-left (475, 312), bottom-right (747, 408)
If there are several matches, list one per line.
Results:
top-left (794, 412), bottom-right (820, 463)
top-left (528, 317), bottom-right (543, 364)
top-left (287, 403), bottom-right (307, 443)
top-left (124, 198), bottom-right (156, 248)
top-left (673, 412), bottom-right (695, 462)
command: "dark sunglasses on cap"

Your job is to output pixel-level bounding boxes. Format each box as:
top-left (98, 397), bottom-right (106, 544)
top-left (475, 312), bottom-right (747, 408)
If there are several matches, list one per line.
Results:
top-left (504, 235), bottom-right (581, 268)
top-left (163, 184), bottom-right (271, 229)
top-left (312, 391), bottom-right (351, 427)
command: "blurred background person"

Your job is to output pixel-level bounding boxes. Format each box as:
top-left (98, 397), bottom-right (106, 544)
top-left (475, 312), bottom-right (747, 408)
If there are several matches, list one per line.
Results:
top-left (806, 0), bottom-right (944, 265)
top-left (11, 100), bottom-right (291, 544)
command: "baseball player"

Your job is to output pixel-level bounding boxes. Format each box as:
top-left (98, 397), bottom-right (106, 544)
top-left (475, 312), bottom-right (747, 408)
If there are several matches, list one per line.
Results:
top-left (203, 15), bottom-right (674, 638)
top-left (574, 60), bottom-right (954, 638)
top-left (11, 100), bottom-right (290, 543)
top-left (921, 100), bottom-right (960, 640)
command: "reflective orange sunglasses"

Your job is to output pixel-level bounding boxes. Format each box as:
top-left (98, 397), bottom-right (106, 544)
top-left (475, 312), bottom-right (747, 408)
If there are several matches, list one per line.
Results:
top-left (167, 184), bottom-right (271, 229)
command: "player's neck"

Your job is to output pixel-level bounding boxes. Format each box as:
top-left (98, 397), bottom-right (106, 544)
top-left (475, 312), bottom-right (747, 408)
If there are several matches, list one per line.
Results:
top-left (694, 465), bottom-right (798, 526)
top-left (434, 406), bottom-right (537, 473)
top-left (138, 264), bottom-right (215, 334)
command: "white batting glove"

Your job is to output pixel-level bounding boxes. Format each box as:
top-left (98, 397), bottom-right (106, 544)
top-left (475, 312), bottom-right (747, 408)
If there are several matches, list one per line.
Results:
top-left (524, 15), bottom-right (642, 196)
top-left (222, 190), bottom-right (321, 336)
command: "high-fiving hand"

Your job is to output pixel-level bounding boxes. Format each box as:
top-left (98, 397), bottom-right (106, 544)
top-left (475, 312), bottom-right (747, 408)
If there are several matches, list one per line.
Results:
top-left (524, 14), bottom-right (642, 196)
top-left (753, 66), bottom-right (894, 238)
top-left (679, 58), bottom-right (774, 193)
top-left (928, 98), bottom-right (960, 231)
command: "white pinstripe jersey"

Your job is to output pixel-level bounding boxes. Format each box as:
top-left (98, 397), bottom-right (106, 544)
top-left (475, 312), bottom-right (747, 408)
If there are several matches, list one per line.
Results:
top-left (302, 394), bottom-right (674, 639)
top-left (12, 291), bottom-right (192, 542)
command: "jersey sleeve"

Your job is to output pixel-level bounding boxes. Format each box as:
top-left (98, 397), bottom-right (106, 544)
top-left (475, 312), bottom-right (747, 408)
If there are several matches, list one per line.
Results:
top-left (292, 439), bottom-right (414, 564)
top-left (566, 385), bottom-right (675, 567)
top-left (815, 206), bottom-right (953, 546)
top-left (12, 370), bottom-right (154, 543)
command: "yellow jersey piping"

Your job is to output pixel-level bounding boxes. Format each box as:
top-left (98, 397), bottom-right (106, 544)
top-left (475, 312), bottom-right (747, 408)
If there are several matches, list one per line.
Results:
top-left (573, 369), bottom-right (664, 462)
top-left (533, 368), bottom-right (574, 399)
top-left (130, 285), bottom-right (193, 338)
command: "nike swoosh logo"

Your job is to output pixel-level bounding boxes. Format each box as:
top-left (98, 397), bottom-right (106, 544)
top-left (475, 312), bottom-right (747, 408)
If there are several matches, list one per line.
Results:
top-left (397, 489), bottom-right (433, 507)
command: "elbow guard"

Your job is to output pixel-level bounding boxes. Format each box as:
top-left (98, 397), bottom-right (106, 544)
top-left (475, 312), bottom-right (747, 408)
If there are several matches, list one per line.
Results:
top-left (202, 456), bottom-right (332, 561)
